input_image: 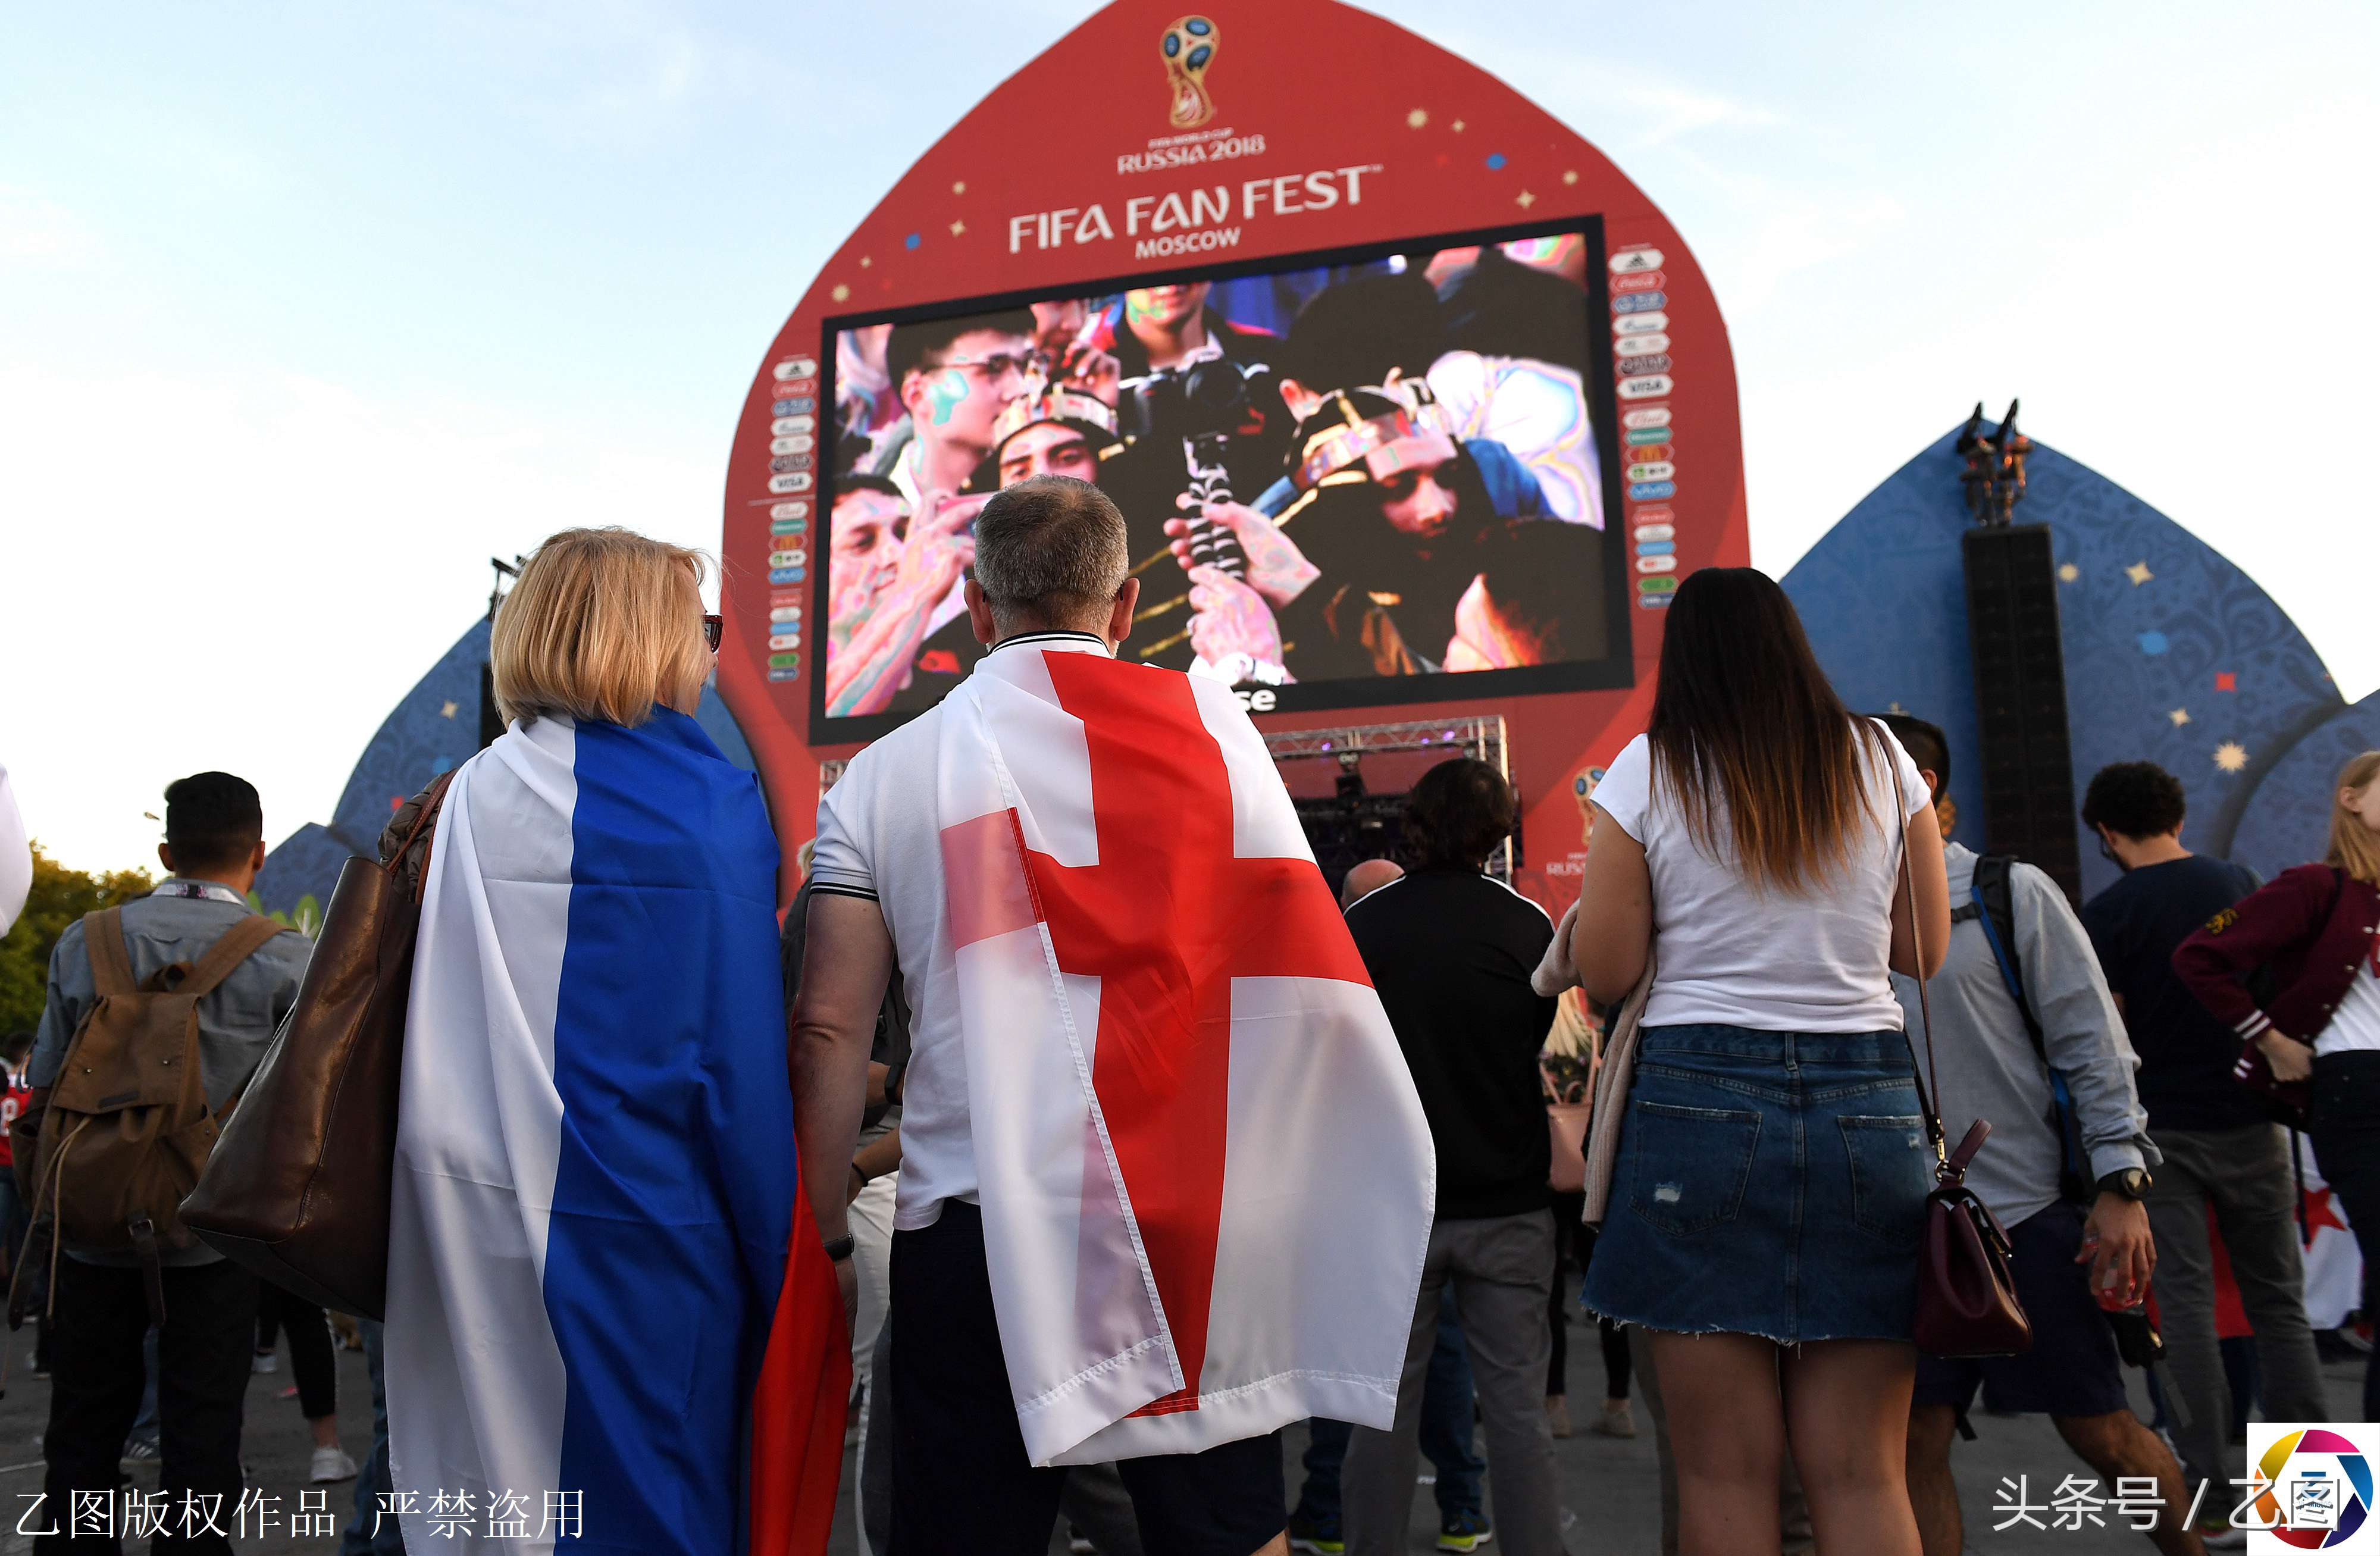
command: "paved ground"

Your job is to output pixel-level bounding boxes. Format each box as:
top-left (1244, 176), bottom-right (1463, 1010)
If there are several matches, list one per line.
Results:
top-left (0, 1303), bottom-right (2351, 1551)
top-left (821, 1291), bottom-right (2369, 1556)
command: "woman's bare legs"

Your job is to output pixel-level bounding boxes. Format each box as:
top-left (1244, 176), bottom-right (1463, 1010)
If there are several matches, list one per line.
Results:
top-left (1649, 1332), bottom-right (1787, 1556)
top-left (1781, 1339), bottom-right (1921, 1556)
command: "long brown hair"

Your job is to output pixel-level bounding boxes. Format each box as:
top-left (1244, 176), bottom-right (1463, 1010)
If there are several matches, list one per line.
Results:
top-left (1646, 567), bottom-right (1876, 894)
top-left (2327, 752), bottom-right (2380, 885)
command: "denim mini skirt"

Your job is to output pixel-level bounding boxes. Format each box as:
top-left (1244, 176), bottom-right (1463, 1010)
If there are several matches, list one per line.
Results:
top-left (1581, 1023), bottom-right (1933, 1344)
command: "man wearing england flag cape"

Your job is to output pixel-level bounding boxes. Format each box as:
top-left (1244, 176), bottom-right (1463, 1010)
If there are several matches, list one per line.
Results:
top-left (793, 475), bottom-right (1437, 1556)
top-left (387, 530), bottom-right (848, 1555)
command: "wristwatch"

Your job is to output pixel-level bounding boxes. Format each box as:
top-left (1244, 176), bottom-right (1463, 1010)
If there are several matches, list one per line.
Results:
top-left (822, 1234), bottom-right (857, 1263)
top-left (2096, 1167), bottom-right (2152, 1202)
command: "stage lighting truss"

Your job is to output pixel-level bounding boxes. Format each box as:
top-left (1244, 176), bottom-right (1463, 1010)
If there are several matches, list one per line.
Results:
top-left (1269, 715), bottom-right (1513, 882)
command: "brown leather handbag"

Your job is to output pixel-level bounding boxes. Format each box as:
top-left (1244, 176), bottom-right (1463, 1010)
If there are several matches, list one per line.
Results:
top-left (180, 771), bottom-right (455, 1318)
top-left (1887, 747), bottom-right (2033, 1358)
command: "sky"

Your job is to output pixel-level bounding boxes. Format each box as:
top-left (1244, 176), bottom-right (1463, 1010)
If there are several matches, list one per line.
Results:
top-left (2, 1), bottom-right (2373, 874)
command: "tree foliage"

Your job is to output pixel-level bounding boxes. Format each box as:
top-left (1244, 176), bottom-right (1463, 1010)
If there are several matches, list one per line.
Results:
top-left (0, 844), bottom-right (154, 1038)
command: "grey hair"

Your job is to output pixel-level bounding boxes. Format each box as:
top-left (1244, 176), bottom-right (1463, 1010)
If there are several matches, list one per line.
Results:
top-left (972, 475), bottom-right (1129, 631)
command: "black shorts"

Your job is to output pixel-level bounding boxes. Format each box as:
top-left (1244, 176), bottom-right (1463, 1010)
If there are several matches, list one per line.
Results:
top-left (887, 1200), bottom-right (1286, 1556)
top-left (1912, 1200), bottom-right (2131, 1420)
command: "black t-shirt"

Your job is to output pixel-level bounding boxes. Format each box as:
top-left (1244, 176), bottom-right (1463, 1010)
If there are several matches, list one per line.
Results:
top-left (1345, 868), bottom-right (1558, 1219)
top-left (2081, 854), bottom-right (2264, 1132)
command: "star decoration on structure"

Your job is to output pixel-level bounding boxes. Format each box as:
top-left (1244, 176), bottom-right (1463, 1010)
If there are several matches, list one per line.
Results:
top-left (439, 700), bottom-right (458, 719)
top-left (1563, 170), bottom-right (1579, 185)
top-left (1515, 190), bottom-right (1536, 208)
top-left (831, 284), bottom-right (850, 302)
top-left (2215, 742), bottom-right (2250, 774)
top-left (859, 256), bottom-right (872, 268)
top-left (2058, 563), bottom-right (2080, 582)
top-left (1451, 118), bottom-right (1466, 132)
top-left (1886, 701), bottom-right (1908, 715)
top-left (951, 180), bottom-right (966, 195)
top-left (950, 219), bottom-right (966, 236)
top-left (2125, 561), bottom-right (2154, 586)
top-left (2169, 708), bottom-right (2191, 727)
top-left (1407, 108), bottom-right (1428, 129)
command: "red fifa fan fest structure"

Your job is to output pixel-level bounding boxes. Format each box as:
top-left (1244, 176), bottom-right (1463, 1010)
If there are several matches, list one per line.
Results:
top-left (717, 0), bottom-right (1747, 914)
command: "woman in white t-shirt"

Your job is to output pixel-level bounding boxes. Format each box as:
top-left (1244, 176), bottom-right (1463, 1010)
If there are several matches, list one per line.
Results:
top-left (1568, 567), bottom-right (1950, 1556)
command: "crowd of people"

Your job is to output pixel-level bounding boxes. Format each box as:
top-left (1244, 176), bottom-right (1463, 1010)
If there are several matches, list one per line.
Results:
top-left (822, 243), bottom-right (1609, 716)
top-left (5, 502), bottom-right (2378, 1556)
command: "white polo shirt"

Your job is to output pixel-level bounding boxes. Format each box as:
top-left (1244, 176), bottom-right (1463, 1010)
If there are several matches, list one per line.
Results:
top-left (809, 630), bottom-right (1114, 1230)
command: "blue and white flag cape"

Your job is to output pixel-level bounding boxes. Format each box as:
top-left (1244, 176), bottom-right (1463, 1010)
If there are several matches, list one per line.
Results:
top-left (387, 709), bottom-right (846, 1555)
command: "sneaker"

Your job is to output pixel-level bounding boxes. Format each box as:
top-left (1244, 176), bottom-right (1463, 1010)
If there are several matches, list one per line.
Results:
top-left (1286, 1517), bottom-right (1345, 1554)
top-left (1067, 1527), bottom-right (1097, 1554)
top-left (1436, 1510), bottom-right (1494, 1551)
top-left (1593, 1400), bottom-right (1637, 1439)
top-left (1544, 1394), bottom-right (1572, 1438)
top-left (309, 1446), bottom-right (359, 1484)
top-left (251, 1350), bottom-right (278, 1375)
top-left (118, 1438), bottom-right (159, 1469)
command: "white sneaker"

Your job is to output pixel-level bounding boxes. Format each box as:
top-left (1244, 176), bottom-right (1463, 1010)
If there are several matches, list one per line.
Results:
top-left (310, 1446), bottom-right (359, 1484)
top-left (251, 1351), bottom-right (279, 1375)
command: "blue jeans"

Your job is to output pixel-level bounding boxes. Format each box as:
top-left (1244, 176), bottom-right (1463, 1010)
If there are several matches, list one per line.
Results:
top-left (1291, 1297), bottom-right (1482, 1527)
top-left (339, 1319), bottom-right (403, 1555)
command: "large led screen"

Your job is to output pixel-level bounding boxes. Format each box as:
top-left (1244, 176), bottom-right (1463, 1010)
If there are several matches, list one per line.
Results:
top-left (812, 220), bottom-right (1631, 740)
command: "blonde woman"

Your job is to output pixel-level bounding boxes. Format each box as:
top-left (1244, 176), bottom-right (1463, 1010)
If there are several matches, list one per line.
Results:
top-left (2177, 750), bottom-right (2380, 1420)
top-left (384, 528), bottom-right (846, 1555)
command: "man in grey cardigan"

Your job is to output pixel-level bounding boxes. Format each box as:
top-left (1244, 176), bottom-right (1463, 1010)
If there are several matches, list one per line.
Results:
top-left (1878, 718), bottom-right (2206, 1556)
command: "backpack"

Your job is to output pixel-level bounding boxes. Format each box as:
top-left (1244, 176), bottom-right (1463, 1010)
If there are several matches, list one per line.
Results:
top-left (22, 906), bottom-right (288, 1321)
top-left (1953, 856), bottom-right (2094, 1206)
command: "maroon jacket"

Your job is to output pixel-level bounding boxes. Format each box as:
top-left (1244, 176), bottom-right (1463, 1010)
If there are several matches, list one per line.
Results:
top-left (2172, 863), bottom-right (2380, 1044)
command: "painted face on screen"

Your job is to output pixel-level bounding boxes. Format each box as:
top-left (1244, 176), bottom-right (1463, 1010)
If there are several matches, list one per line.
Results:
top-left (903, 328), bottom-right (1031, 450)
top-left (997, 424), bottom-right (1100, 488)
top-left (1125, 283), bottom-right (1209, 333)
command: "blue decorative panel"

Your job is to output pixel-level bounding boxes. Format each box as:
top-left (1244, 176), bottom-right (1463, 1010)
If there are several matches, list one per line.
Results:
top-left (2228, 694), bottom-right (2380, 884)
top-left (1784, 426), bottom-right (2344, 901)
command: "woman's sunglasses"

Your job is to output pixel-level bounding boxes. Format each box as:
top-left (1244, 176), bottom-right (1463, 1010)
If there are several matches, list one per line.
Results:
top-left (703, 614), bottom-right (724, 652)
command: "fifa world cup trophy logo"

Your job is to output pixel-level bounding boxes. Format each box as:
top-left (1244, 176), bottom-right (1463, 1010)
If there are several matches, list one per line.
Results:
top-left (1159, 16), bottom-right (1220, 130)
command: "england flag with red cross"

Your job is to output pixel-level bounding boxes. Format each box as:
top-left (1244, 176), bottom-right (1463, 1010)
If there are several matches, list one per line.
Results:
top-left (932, 641), bottom-right (1435, 1467)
